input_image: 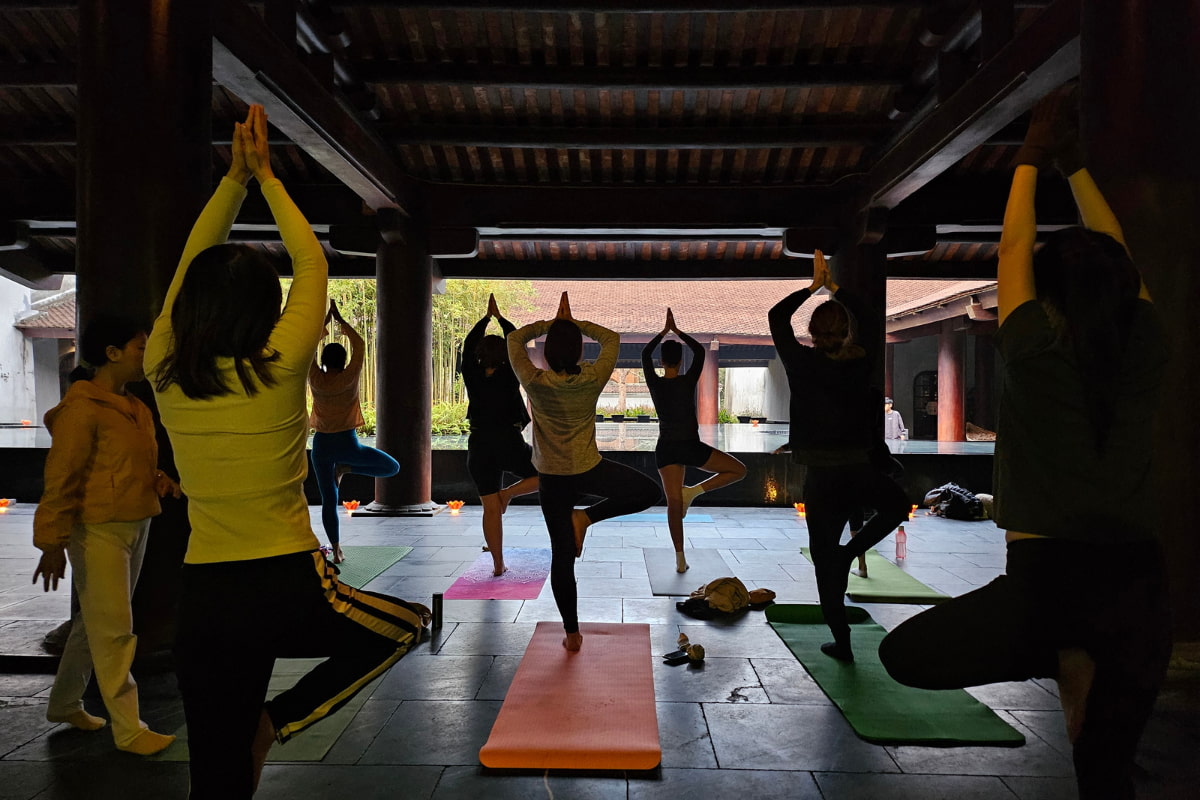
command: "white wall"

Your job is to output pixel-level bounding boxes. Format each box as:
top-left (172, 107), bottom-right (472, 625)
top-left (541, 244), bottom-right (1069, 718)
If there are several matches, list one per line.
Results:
top-left (0, 279), bottom-right (37, 423)
top-left (723, 366), bottom-right (767, 417)
top-left (762, 357), bottom-right (791, 422)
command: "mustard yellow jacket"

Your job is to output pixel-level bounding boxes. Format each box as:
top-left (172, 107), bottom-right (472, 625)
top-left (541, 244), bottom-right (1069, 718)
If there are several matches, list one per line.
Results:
top-left (33, 380), bottom-right (160, 550)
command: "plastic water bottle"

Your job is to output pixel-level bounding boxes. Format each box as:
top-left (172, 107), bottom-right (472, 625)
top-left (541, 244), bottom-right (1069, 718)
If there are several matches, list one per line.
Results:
top-left (895, 525), bottom-right (907, 560)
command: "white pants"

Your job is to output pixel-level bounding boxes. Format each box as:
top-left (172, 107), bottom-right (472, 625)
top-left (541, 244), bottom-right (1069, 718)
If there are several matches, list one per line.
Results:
top-left (47, 519), bottom-right (151, 747)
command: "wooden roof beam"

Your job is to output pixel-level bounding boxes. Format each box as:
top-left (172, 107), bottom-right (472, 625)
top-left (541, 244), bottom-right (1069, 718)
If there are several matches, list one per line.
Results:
top-left (866, 0), bottom-right (1080, 211)
top-left (211, 0), bottom-right (411, 212)
top-left (356, 62), bottom-right (908, 90)
top-left (378, 123), bottom-right (888, 150)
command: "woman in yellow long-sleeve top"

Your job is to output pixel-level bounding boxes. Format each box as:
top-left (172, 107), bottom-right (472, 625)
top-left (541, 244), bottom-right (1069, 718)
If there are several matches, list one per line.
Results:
top-left (145, 105), bottom-right (429, 799)
top-left (33, 315), bottom-right (180, 756)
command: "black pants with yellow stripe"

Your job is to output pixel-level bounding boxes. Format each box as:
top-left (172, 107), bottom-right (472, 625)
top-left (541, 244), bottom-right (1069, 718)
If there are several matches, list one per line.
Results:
top-left (175, 550), bottom-right (429, 800)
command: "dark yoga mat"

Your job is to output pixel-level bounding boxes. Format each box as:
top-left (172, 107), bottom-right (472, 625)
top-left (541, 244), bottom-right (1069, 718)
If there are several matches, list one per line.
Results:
top-left (801, 547), bottom-right (950, 604)
top-left (766, 604), bottom-right (1024, 746)
top-left (334, 545), bottom-right (413, 589)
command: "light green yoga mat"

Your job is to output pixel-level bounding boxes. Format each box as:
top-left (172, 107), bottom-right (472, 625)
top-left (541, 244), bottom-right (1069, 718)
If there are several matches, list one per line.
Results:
top-left (157, 660), bottom-right (382, 762)
top-left (766, 604), bottom-right (1024, 746)
top-left (802, 547), bottom-right (950, 604)
top-left (334, 545), bottom-right (413, 589)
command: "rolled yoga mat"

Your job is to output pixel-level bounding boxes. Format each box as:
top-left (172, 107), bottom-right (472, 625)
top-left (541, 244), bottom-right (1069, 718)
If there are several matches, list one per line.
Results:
top-left (335, 545), bottom-right (414, 589)
top-left (157, 659), bottom-right (381, 762)
top-left (443, 547), bottom-right (552, 600)
top-left (644, 547), bottom-right (734, 596)
top-left (766, 604), bottom-right (1024, 746)
top-left (801, 547), bottom-right (950, 604)
top-left (479, 621), bottom-right (661, 770)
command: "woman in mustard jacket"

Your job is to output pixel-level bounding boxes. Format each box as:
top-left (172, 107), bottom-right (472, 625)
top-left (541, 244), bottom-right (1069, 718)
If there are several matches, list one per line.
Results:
top-left (33, 314), bottom-right (181, 755)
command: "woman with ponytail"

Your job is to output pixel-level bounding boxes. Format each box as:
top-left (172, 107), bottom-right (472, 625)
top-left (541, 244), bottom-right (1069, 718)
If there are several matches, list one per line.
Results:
top-left (769, 250), bottom-right (909, 662)
top-left (879, 90), bottom-right (1169, 800)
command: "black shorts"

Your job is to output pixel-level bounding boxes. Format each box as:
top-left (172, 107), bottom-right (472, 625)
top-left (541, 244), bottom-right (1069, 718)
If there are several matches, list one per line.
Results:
top-left (654, 439), bottom-right (714, 470)
top-left (467, 427), bottom-right (537, 496)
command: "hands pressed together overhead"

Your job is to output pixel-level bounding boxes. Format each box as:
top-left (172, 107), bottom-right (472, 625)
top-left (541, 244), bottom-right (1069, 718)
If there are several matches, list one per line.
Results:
top-left (227, 104), bottom-right (275, 186)
top-left (1015, 85), bottom-right (1084, 176)
top-left (808, 249), bottom-right (838, 294)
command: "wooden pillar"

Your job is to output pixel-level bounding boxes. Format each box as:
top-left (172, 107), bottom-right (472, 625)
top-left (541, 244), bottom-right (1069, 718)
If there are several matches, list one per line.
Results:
top-left (1082, 1), bottom-right (1200, 637)
top-left (366, 214), bottom-right (438, 515)
top-left (973, 332), bottom-right (995, 430)
top-left (937, 320), bottom-right (965, 441)
top-left (884, 342), bottom-right (895, 399)
top-left (76, 1), bottom-right (211, 655)
top-left (831, 237), bottom-right (889, 440)
top-left (697, 338), bottom-right (720, 425)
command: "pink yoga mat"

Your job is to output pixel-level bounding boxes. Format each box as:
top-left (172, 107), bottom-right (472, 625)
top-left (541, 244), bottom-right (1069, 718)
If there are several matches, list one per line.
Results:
top-left (443, 548), bottom-right (552, 600)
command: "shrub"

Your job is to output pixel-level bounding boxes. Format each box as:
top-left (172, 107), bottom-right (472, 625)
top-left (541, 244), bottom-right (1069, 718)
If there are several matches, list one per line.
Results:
top-left (431, 401), bottom-right (469, 435)
top-left (718, 409), bottom-right (737, 424)
top-left (358, 404), bottom-right (376, 436)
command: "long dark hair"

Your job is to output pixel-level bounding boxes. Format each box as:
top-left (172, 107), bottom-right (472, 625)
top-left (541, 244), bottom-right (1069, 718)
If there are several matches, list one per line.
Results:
top-left (153, 244), bottom-right (283, 399)
top-left (1033, 227), bottom-right (1140, 451)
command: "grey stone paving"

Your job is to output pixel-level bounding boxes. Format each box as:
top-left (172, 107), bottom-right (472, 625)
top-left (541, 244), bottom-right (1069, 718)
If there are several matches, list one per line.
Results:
top-left (0, 502), bottom-right (1195, 799)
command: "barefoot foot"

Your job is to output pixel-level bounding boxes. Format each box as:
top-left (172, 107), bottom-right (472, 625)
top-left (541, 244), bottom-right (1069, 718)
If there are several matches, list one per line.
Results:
top-left (492, 565), bottom-right (509, 577)
top-left (675, 551), bottom-right (689, 573)
top-left (820, 641), bottom-right (854, 662)
top-left (47, 709), bottom-right (107, 731)
top-left (680, 485), bottom-right (704, 517)
top-left (1057, 647), bottom-right (1095, 744)
top-left (563, 632), bottom-right (583, 651)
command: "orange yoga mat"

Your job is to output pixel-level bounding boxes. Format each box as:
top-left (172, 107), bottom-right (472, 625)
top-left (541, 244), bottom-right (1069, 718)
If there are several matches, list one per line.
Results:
top-left (479, 621), bottom-right (661, 770)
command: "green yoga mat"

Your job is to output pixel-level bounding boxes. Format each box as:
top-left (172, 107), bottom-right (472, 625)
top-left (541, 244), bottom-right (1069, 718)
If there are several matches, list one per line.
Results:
top-left (157, 660), bottom-right (381, 762)
top-left (766, 604), bottom-right (1024, 746)
top-left (802, 547), bottom-right (950, 604)
top-left (334, 545), bottom-right (413, 588)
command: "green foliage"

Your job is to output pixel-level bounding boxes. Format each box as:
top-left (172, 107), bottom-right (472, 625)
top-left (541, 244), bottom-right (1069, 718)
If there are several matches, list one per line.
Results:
top-left (359, 404), bottom-right (376, 436)
top-left (432, 280), bottom-right (537, 405)
top-left (718, 408), bottom-right (737, 424)
top-left (431, 401), bottom-right (469, 435)
top-left (623, 405), bottom-right (656, 418)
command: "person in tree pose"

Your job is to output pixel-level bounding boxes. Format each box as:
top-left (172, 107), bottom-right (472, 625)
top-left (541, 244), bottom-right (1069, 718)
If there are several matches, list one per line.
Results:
top-left (769, 250), bottom-right (909, 662)
top-left (642, 309), bottom-right (746, 572)
top-left (509, 292), bottom-right (660, 651)
top-left (462, 293), bottom-right (539, 575)
top-left (146, 105), bottom-right (428, 798)
top-left (309, 298), bottom-right (399, 563)
top-left (879, 90), bottom-right (1170, 800)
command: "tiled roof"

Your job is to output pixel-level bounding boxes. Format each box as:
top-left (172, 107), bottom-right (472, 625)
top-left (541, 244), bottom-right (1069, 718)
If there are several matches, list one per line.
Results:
top-left (14, 293), bottom-right (75, 331)
top-left (522, 279), bottom-right (996, 336)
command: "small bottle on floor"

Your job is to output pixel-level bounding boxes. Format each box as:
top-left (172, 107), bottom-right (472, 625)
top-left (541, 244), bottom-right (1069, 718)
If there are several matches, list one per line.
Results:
top-left (895, 525), bottom-right (907, 560)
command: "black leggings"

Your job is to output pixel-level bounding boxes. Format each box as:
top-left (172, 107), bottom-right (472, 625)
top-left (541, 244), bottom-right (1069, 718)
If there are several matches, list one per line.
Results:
top-left (538, 459), bottom-right (661, 633)
top-left (803, 462), bottom-right (909, 645)
top-left (879, 537), bottom-right (1170, 800)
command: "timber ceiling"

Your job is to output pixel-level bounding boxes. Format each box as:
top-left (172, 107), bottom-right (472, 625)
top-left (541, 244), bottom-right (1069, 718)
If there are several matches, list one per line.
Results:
top-left (0, 0), bottom-right (1083, 288)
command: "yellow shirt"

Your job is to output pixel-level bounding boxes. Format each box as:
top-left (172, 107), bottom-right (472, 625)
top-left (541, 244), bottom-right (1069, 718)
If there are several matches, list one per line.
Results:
top-left (145, 177), bottom-right (328, 564)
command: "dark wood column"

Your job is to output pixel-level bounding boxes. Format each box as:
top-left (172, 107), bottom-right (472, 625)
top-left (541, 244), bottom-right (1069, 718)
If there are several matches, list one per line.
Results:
top-left (76, 2), bottom-right (211, 656)
top-left (884, 342), bottom-right (896, 400)
top-left (973, 332), bottom-right (995, 430)
top-left (77, 2), bottom-right (212, 329)
top-left (937, 320), bottom-right (965, 442)
top-left (1082, 1), bottom-right (1200, 637)
top-left (697, 338), bottom-right (720, 425)
top-left (831, 238), bottom-right (889, 440)
top-left (366, 215), bottom-right (439, 515)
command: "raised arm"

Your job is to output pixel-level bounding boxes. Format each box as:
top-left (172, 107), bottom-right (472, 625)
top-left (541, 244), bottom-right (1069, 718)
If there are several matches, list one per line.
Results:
top-left (462, 314), bottom-right (492, 378)
top-left (677, 329), bottom-right (706, 376)
top-left (576, 320), bottom-right (619, 382)
top-left (642, 330), bottom-right (665, 376)
top-left (339, 317), bottom-right (366, 376)
top-left (508, 319), bottom-right (552, 385)
top-left (769, 286), bottom-right (814, 364)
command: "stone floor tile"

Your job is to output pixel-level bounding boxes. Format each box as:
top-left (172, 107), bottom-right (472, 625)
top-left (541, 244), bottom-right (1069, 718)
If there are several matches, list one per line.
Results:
top-left (575, 577), bottom-right (652, 598)
top-left (652, 657), bottom-right (768, 704)
top-left (885, 714), bottom-right (1074, 778)
top-left (750, 657), bottom-right (835, 706)
top-left (441, 599), bottom-right (523, 624)
top-left (433, 765), bottom-right (629, 800)
top-left (0, 761), bottom-right (56, 800)
top-left (623, 598), bottom-right (685, 625)
top-left (514, 597), bottom-right (622, 625)
top-left (628, 767), bottom-right (822, 799)
top-left (360, 700), bottom-right (501, 765)
top-left (32, 761), bottom-right (190, 800)
top-left (654, 703), bottom-right (717, 769)
top-left (1000, 776), bottom-right (1079, 800)
top-left (964, 682), bottom-right (1063, 712)
top-left (434, 623), bottom-right (536, 657)
top-left (677, 619), bottom-right (795, 659)
top-left (475, 655), bottom-right (521, 701)
top-left (704, 703), bottom-right (899, 772)
top-left (257, 764), bottom-right (442, 800)
top-left (319, 698), bottom-right (400, 765)
top-left (815, 771), bottom-right (1018, 799)
top-left (373, 654), bottom-right (493, 701)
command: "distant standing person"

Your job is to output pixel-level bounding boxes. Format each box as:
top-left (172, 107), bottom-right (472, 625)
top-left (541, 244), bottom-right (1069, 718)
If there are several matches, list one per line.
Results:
top-left (642, 309), bottom-right (746, 572)
top-left (309, 299), bottom-right (400, 563)
top-left (769, 251), bottom-right (909, 662)
top-left (462, 293), bottom-right (540, 576)
top-left (33, 315), bottom-right (181, 756)
top-left (883, 397), bottom-right (907, 440)
top-left (509, 292), bottom-right (660, 651)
